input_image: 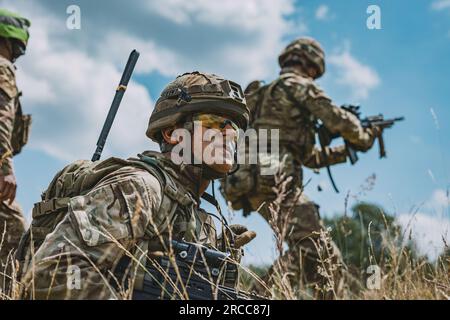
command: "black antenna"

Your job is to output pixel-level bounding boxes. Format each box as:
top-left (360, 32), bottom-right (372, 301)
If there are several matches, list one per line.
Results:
top-left (92, 49), bottom-right (140, 161)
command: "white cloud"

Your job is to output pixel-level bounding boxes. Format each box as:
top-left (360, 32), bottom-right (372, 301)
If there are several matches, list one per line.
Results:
top-left (100, 33), bottom-right (182, 77)
top-left (146, 0), bottom-right (293, 32)
top-left (144, 0), bottom-right (301, 82)
top-left (431, 0), bottom-right (450, 11)
top-left (430, 189), bottom-right (450, 207)
top-left (396, 213), bottom-right (449, 260)
top-left (397, 188), bottom-right (450, 260)
top-left (425, 188), bottom-right (450, 214)
top-left (328, 44), bottom-right (381, 100)
top-left (5, 0), bottom-right (304, 162)
top-left (315, 5), bottom-right (329, 20)
top-left (8, 1), bottom-right (159, 162)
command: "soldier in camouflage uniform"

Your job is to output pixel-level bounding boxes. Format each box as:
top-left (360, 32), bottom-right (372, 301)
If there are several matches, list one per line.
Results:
top-left (18, 71), bottom-right (256, 299)
top-left (221, 38), bottom-right (379, 297)
top-left (0, 9), bottom-right (31, 293)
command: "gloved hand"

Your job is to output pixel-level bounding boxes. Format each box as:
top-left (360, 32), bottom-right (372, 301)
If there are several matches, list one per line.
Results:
top-left (347, 126), bottom-right (382, 153)
top-left (219, 224), bottom-right (257, 249)
top-left (368, 125), bottom-right (382, 138)
top-left (0, 172), bottom-right (17, 204)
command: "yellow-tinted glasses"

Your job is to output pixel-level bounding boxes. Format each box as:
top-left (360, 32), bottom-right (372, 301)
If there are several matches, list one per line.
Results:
top-left (192, 114), bottom-right (240, 141)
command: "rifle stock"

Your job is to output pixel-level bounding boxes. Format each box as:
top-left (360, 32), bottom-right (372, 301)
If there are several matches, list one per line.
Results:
top-left (131, 240), bottom-right (265, 300)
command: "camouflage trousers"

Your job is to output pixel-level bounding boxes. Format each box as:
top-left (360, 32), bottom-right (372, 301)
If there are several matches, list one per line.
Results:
top-left (0, 201), bottom-right (26, 295)
top-left (257, 198), bottom-right (345, 298)
top-left (221, 151), bottom-right (344, 298)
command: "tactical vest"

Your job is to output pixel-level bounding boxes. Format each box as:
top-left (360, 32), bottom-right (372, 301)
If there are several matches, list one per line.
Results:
top-left (220, 74), bottom-right (318, 214)
top-left (16, 152), bottom-right (222, 290)
top-left (246, 73), bottom-right (317, 158)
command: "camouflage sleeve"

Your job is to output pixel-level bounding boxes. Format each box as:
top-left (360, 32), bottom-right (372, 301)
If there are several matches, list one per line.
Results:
top-left (303, 145), bottom-right (348, 169)
top-left (0, 65), bottom-right (17, 175)
top-left (288, 76), bottom-right (376, 151)
top-left (23, 170), bottom-right (162, 299)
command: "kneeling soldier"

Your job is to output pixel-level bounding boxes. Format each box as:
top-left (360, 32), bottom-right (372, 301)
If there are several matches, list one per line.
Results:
top-left (18, 71), bottom-right (256, 300)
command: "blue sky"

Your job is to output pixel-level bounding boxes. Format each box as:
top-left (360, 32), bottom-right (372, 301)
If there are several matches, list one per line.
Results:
top-left (2, 0), bottom-right (450, 264)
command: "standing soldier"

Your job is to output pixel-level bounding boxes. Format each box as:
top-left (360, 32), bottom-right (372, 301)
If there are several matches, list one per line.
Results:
top-left (0, 9), bottom-right (31, 292)
top-left (18, 71), bottom-right (256, 299)
top-left (221, 37), bottom-right (380, 297)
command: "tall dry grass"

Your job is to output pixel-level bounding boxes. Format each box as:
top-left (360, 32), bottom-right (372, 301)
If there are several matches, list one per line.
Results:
top-left (237, 172), bottom-right (450, 300)
top-left (0, 171), bottom-right (449, 300)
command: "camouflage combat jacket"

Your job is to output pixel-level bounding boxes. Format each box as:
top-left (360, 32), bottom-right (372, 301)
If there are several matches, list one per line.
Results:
top-left (0, 56), bottom-right (31, 175)
top-left (246, 67), bottom-right (375, 169)
top-left (19, 151), bottom-right (220, 299)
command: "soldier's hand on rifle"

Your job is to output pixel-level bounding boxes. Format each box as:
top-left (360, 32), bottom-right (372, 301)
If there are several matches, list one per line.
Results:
top-left (0, 172), bottom-right (17, 204)
top-left (233, 225), bottom-right (257, 249)
top-left (365, 125), bottom-right (383, 152)
top-left (368, 125), bottom-right (382, 138)
top-left (346, 125), bottom-right (383, 154)
top-left (220, 224), bottom-right (257, 249)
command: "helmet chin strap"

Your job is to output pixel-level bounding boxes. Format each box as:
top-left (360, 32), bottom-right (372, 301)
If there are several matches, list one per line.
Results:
top-left (227, 147), bottom-right (239, 175)
top-left (177, 119), bottom-right (237, 248)
top-left (6, 39), bottom-right (25, 63)
top-left (196, 163), bottom-right (236, 249)
top-left (197, 162), bottom-right (227, 180)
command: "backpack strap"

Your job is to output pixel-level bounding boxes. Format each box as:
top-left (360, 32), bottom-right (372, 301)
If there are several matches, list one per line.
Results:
top-left (32, 155), bottom-right (196, 218)
top-left (32, 197), bottom-right (71, 219)
top-left (129, 154), bottom-right (198, 238)
top-left (132, 153), bottom-right (195, 207)
top-left (122, 154), bottom-right (199, 293)
top-left (251, 82), bottom-right (269, 122)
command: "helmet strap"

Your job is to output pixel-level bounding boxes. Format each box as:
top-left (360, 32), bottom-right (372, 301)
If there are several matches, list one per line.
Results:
top-left (200, 180), bottom-right (236, 249)
top-left (2, 39), bottom-right (26, 62)
top-left (0, 38), bottom-right (13, 62)
top-left (227, 146), bottom-right (240, 175)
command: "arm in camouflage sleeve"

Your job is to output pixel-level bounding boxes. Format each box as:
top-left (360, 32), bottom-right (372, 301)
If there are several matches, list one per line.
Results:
top-left (21, 169), bottom-right (162, 299)
top-left (287, 76), bottom-right (376, 152)
top-left (0, 65), bottom-right (17, 176)
top-left (303, 145), bottom-right (348, 169)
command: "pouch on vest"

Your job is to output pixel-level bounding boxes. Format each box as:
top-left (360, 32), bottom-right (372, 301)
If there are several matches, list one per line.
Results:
top-left (11, 98), bottom-right (31, 156)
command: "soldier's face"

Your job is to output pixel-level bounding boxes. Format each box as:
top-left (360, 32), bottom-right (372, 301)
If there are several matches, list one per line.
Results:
top-left (192, 114), bottom-right (238, 174)
top-left (307, 67), bottom-right (318, 79)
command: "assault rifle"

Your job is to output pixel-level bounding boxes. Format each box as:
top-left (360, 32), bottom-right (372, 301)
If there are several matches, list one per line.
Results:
top-left (132, 240), bottom-right (265, 300)
top-left (316, 105), bottom-right (404, 193)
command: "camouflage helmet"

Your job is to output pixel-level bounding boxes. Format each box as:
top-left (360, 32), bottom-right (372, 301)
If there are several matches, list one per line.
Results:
top-left (146, 71), bottom-right (249, 142)
top-left (0, 9), bottom-right (31, 59)
top-left (278, 37), bottom-right (325, 78)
